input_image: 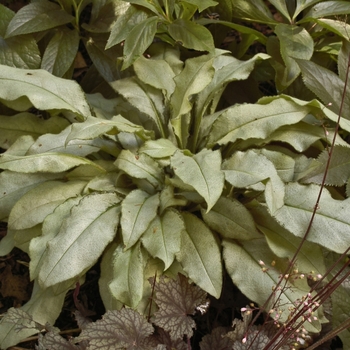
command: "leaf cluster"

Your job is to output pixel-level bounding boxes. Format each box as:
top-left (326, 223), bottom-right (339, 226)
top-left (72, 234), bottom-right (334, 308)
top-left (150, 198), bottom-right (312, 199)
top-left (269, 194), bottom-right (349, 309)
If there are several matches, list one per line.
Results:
top-left (1, 0), bottom-right (350, 349)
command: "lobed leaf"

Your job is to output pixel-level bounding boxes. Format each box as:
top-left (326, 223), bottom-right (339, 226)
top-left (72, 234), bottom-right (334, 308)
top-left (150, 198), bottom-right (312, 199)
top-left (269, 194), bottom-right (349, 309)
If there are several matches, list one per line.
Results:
top-left (171, 149), bottom-right (224, 212)
top-left (78, 308), bottom-right (154, 349)
top-left (176, 212), bottom-right (222, 298)
top-left (152, 274), bottom-right (207, 340)
top-left (38, 193), bottom-right (121, 287)
top-left (0, 65), bottom-right (92, 118)
top-left (8, 180), bottom-right (86, 230)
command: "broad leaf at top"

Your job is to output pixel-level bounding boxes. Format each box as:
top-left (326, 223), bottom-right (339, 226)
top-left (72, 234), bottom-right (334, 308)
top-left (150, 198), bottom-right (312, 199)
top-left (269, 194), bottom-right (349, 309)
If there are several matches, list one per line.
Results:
top-left (78, 308), bottom-right (154, 349)
top-left (273, 182), bottom-right (350, 254)
top-left (38, 193), bottom-right (121, 287)
top-left (167, 19), bottom-right (214, 53)
top-left (5, 1), bottom-right (73, 37)
top-left (171, 149), bottom-right (224, 212)
top-left (152, 274), bottom-right (207, 340)
top-left (301, 1), bottom-right (350, 21)
top-left (176, 212), bottom-right (222, 298)
top-left (0, 65), bottom-right (92, 118)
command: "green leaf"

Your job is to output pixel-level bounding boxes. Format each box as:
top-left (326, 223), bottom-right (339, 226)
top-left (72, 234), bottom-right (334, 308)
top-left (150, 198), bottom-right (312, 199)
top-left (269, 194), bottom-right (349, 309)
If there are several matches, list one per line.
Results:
top-left (126, 0), bottom-right (163, 15)
top-left (0, 171), bottom-right (63, 221)
top-left (302, 1), bottom-right (350, 21)
top-left (121, 189), bottom-right (160, 249)
top-left (294, 0), bottom-right (322, 19)
top-left (29, 196), bottom-right (83, 280)
top-left (0, 65), bottom-right (92, 118)
top-left (251, 205), bottom-right (326, 275)
top-left (122, 16), bottom-right (158, 69)
top-left (202, 196), bottom-right (261, 240)
top-left (167, 18), bottom-right (215, 53)
top-left (66, 115), bottom-right (153, 143)
top-left (41, 27), bottom-right (79, 77)
top-left (5, 1), bottom-right (74, 38)
top-left (296, 59), bottom-right (350, 120)
top-left (273, 182), bottom-right (350, 253)
top-left (181, 0), bottom-right (218, 12)
top-left (0, 113), bottom-right (69, 149)
top-left (0, 34), bottom-right (41, 69)
top-left (110, 77), bottom-right (166, 136)
top-left (338, 40), bottom-right (350, 82)
top-left (223, 238), bottom-right (320, 330)
top-left (268, 0), bottom-right (291, 21)
top-left (275, 24), bottom-right (313, 88)
top-left (108, 242), bottom-right (147, 307)
top-left (8, 180), bottom-right (86, 230)
top-left (142, 209), bottom-right (183, 269)
top-left (78, 308), bottom-right (154, 348)
top-left (134, 56), bottom-right (176, 97)
top-left (140, 139), bottom-right (177, 158)
top-left (301, 145), bottom-right (350, 186)
top-left (232, 0), bottom-right (277, 25)
top-left (171, 53), bottom-right (215, 118)
top-left (38, 193), bottom-right (121, 287)
top-left (0, 152), bottom-right (104, 173)
top-left (176, 212), bottom-right (222, 298)
top-left (116, 150), bottom-right (164, 190)
top-left (207, 97), bottom-right (310, 147)
top-left (313, 18), bottom-right (350, 41)
top-left (0, 281), bottom-right (70, 349)
top-left (222, 150), bottom-right (285, 214)
top-left (171, 149), bottom-right (224, 212)
top-left (106, 5), bottom-right (148, 48)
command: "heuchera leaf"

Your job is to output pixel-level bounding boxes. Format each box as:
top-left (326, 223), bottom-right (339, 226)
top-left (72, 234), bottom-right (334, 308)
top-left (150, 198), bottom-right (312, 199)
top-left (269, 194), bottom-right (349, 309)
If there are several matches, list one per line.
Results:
top-left (39, 331), bottom-right (87, 350)
top-left (171, 149), bottom-right (224, 212)
top-left (176, 212), bottom-right (222, 298)
top-left (200, 327), bottom-right (233, 350)
top-left (152, 274), bottom-right (207, 340)
top-left (121, 189), bottom-right (160, 249)
top-left (5, 1), bottom-right (74, 38)
top-left (0, 65), bottom-right (92, 118)
top-left (38, 193), bottom-right (121, 287)
top-left (78, 309), bottom-right (154, 349)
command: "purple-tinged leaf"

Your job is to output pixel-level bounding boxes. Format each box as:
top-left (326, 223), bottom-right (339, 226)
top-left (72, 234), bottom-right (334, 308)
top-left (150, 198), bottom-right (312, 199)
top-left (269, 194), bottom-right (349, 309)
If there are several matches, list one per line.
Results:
top-left (77, 309), bottom-right (153, 350)
top-left (152, 274), bottom-right (207, 340)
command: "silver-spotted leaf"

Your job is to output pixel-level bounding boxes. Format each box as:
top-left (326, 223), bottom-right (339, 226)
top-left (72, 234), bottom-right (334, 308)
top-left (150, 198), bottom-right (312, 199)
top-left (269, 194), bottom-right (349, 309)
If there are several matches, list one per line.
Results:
top-left (38, 193), bottom-right (121, 287)
top-left (171, 149), bottom-right (224, 212)
top-left (78, 309), bottom-right (153, 349)
top-left (8, 180), bottom-right (86, 230)
top-left (176, 212), bottom-right (222, 298)
top-left (121, 189), bottom-right (159, 249)
top-left (152, 274), bottom-right (207, 340)
top-left (273, 182), bottom-right (350, 253)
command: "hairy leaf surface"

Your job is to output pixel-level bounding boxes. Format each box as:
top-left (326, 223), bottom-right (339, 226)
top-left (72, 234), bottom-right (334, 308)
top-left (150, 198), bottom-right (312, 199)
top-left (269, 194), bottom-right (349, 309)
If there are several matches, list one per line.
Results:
top-left (176, 213), bottom-right (222, 298)
top-left (38, 193), bottom-right (121, 287)
top-left (152, 274), bottom-right (207, 340)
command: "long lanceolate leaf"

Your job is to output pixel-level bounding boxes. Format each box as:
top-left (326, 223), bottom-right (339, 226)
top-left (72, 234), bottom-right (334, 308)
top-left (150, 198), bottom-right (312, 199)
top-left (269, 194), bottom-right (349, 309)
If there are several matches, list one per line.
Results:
top-left (38, 193), bottom-right (121, 288)
top-left (0, 65), bottom-right (91, 118)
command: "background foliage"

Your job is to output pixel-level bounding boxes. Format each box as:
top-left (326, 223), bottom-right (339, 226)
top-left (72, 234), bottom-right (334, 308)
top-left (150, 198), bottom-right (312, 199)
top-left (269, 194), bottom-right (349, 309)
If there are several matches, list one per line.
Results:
top-left (1, 0), bottom-right (350, 349)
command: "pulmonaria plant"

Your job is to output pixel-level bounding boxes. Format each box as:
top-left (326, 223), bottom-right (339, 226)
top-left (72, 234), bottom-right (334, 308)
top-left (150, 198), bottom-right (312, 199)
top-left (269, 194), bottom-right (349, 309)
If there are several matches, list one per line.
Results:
top-left (1, 0), bottom-right (350, 349)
